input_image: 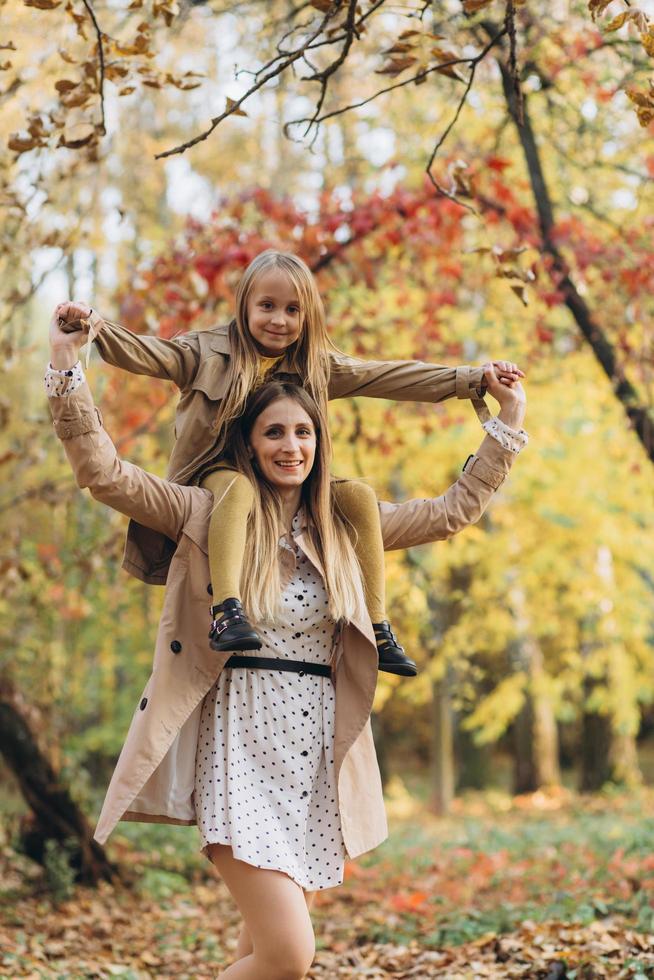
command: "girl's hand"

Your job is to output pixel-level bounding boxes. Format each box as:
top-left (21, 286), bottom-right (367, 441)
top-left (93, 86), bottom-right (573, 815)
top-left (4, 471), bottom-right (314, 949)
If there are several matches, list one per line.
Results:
top-left (49, 306), bottom-right (88, 369)
top-left (491, 359), bottom-right (525, 387)
top-left (54, 300), bottom-right (93, 334)
top-left (483, 362), bottom-right (526, 430)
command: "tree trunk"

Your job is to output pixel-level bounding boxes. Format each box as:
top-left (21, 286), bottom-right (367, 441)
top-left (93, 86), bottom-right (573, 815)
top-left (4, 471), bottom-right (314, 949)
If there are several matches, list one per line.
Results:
top-left (0, 680), bottom-right (119, 885)
top-left (509, 582), bottom-right (560, 793)
top-left (456, 724), bottom-right (492, 791)
top-left (484, 28), bottom-right (654, 462)
top-left (580, 677), bottom-right (612, 792)
top-left (430, 674), bottom-right (454, 816)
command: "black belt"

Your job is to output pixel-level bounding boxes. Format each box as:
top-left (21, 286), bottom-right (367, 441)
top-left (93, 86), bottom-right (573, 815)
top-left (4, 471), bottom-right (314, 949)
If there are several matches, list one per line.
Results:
top-left (224, 655), bottom-right (331, 677)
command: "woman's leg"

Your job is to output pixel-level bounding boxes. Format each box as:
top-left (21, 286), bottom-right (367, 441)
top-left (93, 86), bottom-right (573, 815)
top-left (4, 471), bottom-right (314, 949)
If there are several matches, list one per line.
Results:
top-left (332, 480), bottom-right (385, 621)
top-left (208, 843), bottom-right (315, 980)
top-left (233, 890), bottom-right (316, 960)
top-left (200, 469), bottom-right (255, 604)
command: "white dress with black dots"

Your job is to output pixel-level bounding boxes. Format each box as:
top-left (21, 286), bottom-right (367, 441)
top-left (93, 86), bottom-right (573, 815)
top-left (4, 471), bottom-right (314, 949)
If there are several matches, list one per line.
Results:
top-left (194, 513), bottom-right (347, 891)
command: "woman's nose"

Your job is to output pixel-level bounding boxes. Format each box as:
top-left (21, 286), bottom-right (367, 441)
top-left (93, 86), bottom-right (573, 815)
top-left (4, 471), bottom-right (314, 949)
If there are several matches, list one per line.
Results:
top-left (280, 434), bottom-right (300, 453)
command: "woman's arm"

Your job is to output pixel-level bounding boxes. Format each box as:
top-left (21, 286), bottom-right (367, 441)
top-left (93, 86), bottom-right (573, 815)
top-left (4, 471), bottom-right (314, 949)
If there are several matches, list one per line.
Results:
top-left (47, 313), bottom-right (208, 538)
top-left (55, 301), bottom-right (201, 389)
top-left (379, 364), bottom-right (527, 550)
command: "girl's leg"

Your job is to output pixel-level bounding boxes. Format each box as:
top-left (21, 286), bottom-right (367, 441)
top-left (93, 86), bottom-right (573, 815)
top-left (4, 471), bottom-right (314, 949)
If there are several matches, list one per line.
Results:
top-left (332, 480), bottom-right (385, 621)
top-left (200, 470), bottom-right (261, 651)
top-left (208, 843), bottom-right (315, 980)
top-left (332, 480), bottom-right (417, 676)
top-left (234, 890), bottom-right (316, 960)
top-left (200, 469), bottom-right (255, 604)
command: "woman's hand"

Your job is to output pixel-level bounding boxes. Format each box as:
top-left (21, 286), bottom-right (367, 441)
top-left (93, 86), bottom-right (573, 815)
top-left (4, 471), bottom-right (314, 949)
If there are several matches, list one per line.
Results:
top-left (483, 361), bottom-right (526, 430)
top-left (49, 304), bottom-right (89, 370)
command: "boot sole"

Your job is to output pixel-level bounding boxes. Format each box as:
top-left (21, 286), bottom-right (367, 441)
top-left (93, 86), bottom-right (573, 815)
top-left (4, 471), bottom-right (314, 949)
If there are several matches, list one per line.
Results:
top-left (210, 637), bottom-right (262, 653)
top-left (379, 662), bottom-right (418, 677)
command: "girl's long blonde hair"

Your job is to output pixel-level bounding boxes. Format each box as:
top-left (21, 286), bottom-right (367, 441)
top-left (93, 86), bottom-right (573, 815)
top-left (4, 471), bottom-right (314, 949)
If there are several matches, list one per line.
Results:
top-left (212, 250), bottom-right (339, 437)
top-left (223, 381), bottom-right (366, 626)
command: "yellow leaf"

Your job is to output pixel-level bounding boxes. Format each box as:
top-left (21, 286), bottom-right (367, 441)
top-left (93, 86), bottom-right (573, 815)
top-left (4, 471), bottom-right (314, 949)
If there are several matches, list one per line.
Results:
top-left (462, 0), bottom-right (495, 12)
top-left (375, 55), bottom-right (418, 77)
top-left (604, 10), bottom-right (648, 33)
top-left (641, 26), bottom-right (654, 57)
top-left (8, 132), bottom-right (38, 153)
top-left (225, 96), bottom-right (247, 117)
top-left (588, 0), bottom-right (613, 20)
top-left (59, 121), bottom-right (96, 148)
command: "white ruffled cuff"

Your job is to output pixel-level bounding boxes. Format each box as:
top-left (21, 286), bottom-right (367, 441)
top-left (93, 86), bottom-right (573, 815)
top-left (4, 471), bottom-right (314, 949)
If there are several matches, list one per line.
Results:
top-left (44, 361), bottom-right (86, 397)
top-left (482, 415), bottom-right (529, 454)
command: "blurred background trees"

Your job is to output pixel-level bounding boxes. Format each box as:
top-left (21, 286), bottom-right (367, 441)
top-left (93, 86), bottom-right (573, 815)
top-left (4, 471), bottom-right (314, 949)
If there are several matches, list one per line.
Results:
top-left (2, 0), bottom-right (654, 871)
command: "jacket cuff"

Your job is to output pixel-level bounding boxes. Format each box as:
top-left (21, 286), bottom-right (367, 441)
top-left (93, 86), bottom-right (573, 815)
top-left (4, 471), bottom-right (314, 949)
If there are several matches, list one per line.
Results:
top-left (455, 365), bottom-right (486, 399)
top-left (461, 433), bottom-right (516, 489)
top-left (462, 453), bottom-right (505, 489)
top-left (49, 382), bottom-right (103, 439)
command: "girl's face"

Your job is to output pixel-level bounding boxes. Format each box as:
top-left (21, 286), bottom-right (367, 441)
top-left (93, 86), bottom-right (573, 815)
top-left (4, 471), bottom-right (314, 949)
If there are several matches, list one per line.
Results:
top-left (248, 397), bottom-right (317, 491)
top-left (246, 268), bottom-right (302, 357)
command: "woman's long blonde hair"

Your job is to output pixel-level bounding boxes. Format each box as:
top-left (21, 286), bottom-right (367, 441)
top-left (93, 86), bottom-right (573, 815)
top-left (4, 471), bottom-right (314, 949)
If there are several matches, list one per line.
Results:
top-left (223, 381), bottom-right (366, 626)
top-left (211, 250), bottom-right (339, 437)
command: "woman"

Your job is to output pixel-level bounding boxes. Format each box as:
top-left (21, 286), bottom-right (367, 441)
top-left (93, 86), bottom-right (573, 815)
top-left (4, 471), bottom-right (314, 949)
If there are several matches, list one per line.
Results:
top-left (47, 311), bottom-right (527, 979)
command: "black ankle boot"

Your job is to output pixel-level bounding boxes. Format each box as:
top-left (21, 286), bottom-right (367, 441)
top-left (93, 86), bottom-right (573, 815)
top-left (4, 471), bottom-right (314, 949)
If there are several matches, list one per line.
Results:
top-left (373, 621), bottom-right (417, 677)
top-left (209, 598), bottom-right (262, 652)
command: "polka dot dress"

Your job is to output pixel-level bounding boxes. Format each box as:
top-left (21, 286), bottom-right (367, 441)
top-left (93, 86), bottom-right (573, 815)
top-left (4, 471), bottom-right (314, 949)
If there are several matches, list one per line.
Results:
top-left (194, 512), bottom-right (347, 891)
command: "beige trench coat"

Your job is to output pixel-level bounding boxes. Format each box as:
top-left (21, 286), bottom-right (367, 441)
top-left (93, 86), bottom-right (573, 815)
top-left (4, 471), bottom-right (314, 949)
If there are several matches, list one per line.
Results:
top-left (49, 381), bottom-right (517, 859)
top-left (85, 317), bottom-right (488, 585)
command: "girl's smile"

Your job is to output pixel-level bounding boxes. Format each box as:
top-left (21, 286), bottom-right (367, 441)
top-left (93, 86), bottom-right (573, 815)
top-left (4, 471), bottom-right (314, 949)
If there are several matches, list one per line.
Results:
top-left (246, 268), bottom-right (302, 356)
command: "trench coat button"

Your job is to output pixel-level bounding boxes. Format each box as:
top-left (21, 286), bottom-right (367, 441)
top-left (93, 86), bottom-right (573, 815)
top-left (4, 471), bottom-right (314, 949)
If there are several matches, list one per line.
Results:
top-left (294, 632), bottom-right (302, 639)
top-left (301, 790), bottom-right (308, 798)
top-left (301, 750), bottom-right (308, 756)
top-left (296, 594), bottom-right (303, 601)
top-left (298, 670), bottom-right (305, 677)
top-left (303, 710), bottom-right (309, 717)
top-left (207, 583), bottom-right (213, 596)
top-left (170, 640), bottom-right (182, 654)
top-left (139, 697), bottom-right (148, 710)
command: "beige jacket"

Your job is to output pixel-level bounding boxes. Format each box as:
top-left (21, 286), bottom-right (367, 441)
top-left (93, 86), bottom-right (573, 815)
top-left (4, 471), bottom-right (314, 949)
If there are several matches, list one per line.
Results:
top-left (87, 318), bottom-right (488, 585)
top-left (49, 381), bottom-right (517, 857)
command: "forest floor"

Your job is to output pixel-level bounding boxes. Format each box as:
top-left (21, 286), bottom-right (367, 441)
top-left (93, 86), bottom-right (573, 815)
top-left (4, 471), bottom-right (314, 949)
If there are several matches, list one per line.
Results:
top-left (1, 785), bottom-right (653, 979)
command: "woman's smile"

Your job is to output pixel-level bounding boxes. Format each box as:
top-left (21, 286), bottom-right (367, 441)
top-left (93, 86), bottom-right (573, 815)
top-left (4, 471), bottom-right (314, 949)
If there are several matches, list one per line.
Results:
top-left (248, 397), bottom-right (317, 493)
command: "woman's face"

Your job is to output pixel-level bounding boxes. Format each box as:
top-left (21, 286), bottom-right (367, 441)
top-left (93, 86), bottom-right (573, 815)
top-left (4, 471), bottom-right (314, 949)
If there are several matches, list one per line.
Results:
top-left (246, 268), bottom-right (302, 357)
top-left (248, 397), bottom-right (317, 491)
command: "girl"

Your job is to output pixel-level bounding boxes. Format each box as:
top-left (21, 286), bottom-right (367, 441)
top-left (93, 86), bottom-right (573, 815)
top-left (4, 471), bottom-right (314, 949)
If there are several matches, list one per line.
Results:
top-left (47, 311), bottom-right (527, 978)
top-left (56, 250), bottom-right (524, 678)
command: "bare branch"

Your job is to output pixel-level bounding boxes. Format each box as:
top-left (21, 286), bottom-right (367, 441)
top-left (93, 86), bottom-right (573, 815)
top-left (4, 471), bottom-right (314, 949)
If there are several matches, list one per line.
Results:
top-left (155, 3), bottom-right (340, 159)
top-left (80, 0), bottom-right (106, 136)
top-left (425, 28), bottom-right (507, 210)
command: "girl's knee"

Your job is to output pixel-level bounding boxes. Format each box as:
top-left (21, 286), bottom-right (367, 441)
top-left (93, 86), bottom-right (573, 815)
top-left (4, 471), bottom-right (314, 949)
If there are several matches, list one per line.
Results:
top-left (333, 478), bottom-right (377, 513)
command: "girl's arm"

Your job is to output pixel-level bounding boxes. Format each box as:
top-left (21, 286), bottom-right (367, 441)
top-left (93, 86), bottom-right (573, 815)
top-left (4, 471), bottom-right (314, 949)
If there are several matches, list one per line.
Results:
top-left (327, 350), bottom-right (522, 404)
top-left (55, 302), bottom-right (202, 389)
top-left (47, 313), bottom-right (209, 538)
top-left (379, 364), bottom-right (527, 549)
